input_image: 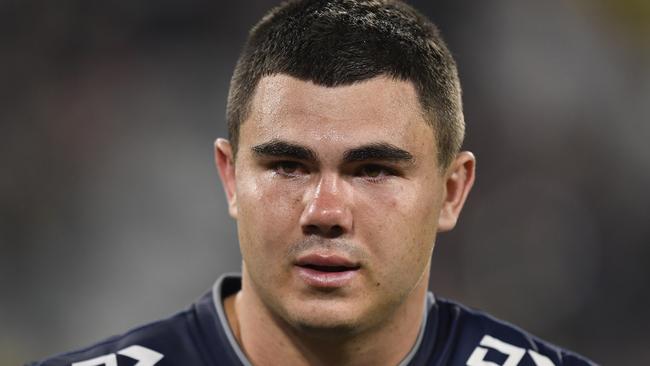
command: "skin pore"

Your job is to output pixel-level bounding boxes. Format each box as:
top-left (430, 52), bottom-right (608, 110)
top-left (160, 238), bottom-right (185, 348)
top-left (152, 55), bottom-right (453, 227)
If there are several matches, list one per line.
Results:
top-left (215, 74), bottom-right (475, 366)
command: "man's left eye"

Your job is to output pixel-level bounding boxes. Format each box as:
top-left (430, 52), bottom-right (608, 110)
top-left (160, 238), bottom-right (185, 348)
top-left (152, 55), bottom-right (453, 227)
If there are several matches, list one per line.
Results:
top-left (358, 164), bottom-right (393, 179)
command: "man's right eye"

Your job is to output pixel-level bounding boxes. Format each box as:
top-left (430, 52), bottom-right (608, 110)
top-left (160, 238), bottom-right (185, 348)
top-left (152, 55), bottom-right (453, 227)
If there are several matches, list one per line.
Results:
top-left (272, 161), bottom-right (306, 177)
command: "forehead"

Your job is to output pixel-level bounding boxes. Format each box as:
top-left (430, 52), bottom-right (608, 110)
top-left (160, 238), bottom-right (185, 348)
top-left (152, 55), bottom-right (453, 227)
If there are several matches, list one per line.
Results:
top-left (241, 74), bottom-right (436, 157)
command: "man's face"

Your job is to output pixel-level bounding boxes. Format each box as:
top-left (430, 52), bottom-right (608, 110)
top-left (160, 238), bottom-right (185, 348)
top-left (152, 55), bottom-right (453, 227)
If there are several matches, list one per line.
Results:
top-left (219, 74), bottom-right (462, 334)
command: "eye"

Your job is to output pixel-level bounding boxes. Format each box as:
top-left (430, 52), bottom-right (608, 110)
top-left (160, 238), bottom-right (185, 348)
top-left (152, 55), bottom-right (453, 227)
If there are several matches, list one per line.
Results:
top-left (272, 161), bottom-right (307, 177)
top-left (357, 164), bottom-right (395, 180)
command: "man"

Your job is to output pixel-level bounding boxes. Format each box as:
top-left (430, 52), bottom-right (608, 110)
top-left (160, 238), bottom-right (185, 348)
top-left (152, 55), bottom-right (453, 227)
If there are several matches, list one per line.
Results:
top-left (31, 1), bottom-right (596, 365)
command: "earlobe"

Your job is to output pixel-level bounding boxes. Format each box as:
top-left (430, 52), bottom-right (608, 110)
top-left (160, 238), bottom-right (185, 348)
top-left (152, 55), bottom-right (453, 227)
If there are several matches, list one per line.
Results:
top-left (214, 138), bottom-right (238, 219)
top-left (437, 151), bottom-right (476, 232)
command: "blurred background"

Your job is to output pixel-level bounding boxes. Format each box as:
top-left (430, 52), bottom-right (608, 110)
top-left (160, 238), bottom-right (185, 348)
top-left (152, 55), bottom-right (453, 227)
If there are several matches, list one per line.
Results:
top-left (2, 0), bottom-right (649, 364)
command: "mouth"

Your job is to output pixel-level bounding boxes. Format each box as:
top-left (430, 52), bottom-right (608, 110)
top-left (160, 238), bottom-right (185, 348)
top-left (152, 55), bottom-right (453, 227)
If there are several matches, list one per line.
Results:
top-left (294, 254), bottom-right (361, 288)
top-left (298, 264), bottom-right (359, 272)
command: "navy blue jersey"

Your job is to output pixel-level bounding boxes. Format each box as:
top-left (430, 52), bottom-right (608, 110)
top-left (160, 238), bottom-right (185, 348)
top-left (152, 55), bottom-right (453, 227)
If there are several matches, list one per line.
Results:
top-left (29, 274), bottom-right (597, 366)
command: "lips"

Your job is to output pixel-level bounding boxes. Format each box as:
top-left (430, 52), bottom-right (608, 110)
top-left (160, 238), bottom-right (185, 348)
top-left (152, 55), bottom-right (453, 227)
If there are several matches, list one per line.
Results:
top-left (294, 254), bottom-right (361, 288)
top-left (299, 264), bottom-right (355, 272)
top-left (295, 254), bottom-right (360, 270)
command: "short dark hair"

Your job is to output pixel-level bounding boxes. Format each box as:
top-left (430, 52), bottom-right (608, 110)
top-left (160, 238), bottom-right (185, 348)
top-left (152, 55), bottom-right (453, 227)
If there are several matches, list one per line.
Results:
top-left (226, 0), bottom-right (464, 168)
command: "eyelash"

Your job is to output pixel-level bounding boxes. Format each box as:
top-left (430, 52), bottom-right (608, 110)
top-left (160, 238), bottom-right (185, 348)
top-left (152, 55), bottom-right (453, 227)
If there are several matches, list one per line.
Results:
top-left (271, 161), bottom-right (307, 177)
top-left (269, 161), bottom-right (398, 182)
top-left (356, 164), bottom-right (397, 182)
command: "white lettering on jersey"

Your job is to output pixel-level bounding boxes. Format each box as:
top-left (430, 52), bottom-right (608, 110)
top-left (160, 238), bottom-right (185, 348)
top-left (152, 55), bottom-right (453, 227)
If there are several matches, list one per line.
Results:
top-left (71, 345), bottom-right (163, 366)
top-left (71, 354), bottom-right (117, 366)
top-left (466, 335), bottom-right (556, 366)
top-left (528, 350), bottom-right (555, 366)
top-left (466, 335), bottom-right (526, 366)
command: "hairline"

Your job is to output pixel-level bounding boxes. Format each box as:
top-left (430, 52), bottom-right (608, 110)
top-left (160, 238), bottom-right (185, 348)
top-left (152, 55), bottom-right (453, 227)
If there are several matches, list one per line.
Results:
top-left (230, 71), bottom-right (457, 171)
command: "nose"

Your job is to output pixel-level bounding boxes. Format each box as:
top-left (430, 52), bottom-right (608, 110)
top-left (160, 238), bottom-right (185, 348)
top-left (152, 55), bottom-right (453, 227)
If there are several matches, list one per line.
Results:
top-left (299, 173), bottom-right (353, 238)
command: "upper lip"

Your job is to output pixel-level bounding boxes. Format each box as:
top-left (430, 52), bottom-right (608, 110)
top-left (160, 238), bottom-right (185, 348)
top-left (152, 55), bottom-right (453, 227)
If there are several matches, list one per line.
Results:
top-left (295, 253), bottom-right (361, 270)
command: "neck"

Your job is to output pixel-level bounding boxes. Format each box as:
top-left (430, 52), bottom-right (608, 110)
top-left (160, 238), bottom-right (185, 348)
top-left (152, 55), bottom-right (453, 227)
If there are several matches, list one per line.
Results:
top-left (224, 268), bottom-right (430, 366)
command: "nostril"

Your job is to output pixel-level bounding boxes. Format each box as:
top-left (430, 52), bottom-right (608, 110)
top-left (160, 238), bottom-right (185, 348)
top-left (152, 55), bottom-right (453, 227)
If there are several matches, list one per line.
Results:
top-left (328, 225), bottom-right (343, 238)
top-left (302, 224), bottom-right (344, 238)
top-left (303, 225), bottom-right (320, 236)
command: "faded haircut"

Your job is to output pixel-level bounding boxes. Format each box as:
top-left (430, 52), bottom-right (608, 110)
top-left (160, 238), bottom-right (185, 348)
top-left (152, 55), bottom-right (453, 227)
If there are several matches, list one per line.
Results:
top-left (226, 0), bottom-right (464, 168)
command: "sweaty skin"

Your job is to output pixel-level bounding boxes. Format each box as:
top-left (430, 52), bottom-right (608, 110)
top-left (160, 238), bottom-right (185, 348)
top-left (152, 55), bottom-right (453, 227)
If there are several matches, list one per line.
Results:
top-left (216, 74), bottom-right (475, 366)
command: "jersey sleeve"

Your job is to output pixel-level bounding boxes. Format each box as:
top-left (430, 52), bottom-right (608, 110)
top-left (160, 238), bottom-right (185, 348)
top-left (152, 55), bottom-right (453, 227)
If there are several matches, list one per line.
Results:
top-left (26, 309), bottom-right (212, 366)
top-left (429, 298), bottom-right (599, 366)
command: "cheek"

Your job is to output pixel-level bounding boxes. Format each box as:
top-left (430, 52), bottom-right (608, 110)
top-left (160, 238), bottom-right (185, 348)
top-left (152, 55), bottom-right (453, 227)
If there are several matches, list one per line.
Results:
top-left (358, 182), bottom-right (440, 269)
top-left (236, 175), bottom-right (304, 253)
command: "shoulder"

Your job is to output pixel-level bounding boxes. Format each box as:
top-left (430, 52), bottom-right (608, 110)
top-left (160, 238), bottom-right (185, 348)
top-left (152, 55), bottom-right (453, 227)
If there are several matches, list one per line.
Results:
top-left (422, 297), bottom-right (598, 366)
top-left (28, 301), bottom-right (212, 366)
top-left (29, 275), bottom-right (246, 366)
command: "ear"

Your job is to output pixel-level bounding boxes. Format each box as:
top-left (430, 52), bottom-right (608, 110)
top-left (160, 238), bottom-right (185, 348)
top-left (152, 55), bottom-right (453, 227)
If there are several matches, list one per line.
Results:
top-left (214, 138), bottom-right (238, 219)
top-left (437, 151), bottom-right (476, 232)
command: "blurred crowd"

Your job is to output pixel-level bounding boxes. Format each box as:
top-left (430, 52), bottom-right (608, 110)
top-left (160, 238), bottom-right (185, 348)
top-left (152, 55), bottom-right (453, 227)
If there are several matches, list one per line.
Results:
top-left (1, 0), bottom-right (648, 364)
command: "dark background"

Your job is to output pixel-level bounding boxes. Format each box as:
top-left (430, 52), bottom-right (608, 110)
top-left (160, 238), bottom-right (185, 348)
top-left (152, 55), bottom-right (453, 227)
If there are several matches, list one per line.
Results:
top-left (2, 0), bottom-right (649, 364)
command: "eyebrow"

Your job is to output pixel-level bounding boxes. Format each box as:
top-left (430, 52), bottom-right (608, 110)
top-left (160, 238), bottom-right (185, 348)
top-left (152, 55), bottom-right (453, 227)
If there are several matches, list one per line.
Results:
top-left (343, 143), bottom-right (414, 164)
top-left (251, 140), bottom-right (318, 162)
top-left (251, 139), bottom-right (414, 164)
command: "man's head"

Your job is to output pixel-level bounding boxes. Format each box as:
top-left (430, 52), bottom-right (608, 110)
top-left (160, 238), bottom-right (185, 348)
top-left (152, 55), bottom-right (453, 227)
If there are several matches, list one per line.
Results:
top-left (215, 0), bottom-right (475, 340)
top-left (226, 0), bottom-right (464, 169)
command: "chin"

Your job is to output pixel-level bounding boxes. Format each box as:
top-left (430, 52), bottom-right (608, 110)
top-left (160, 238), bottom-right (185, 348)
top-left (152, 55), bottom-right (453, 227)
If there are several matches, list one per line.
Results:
top-left (290, 314), bottom-right (361, 338)
top-left (281, 299), bottom-right (375, 337)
